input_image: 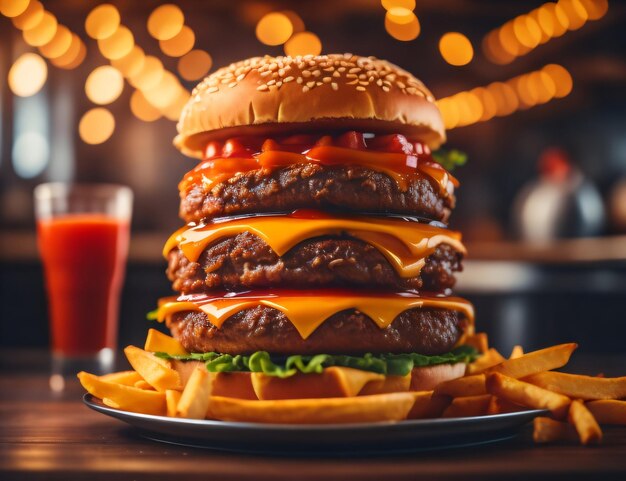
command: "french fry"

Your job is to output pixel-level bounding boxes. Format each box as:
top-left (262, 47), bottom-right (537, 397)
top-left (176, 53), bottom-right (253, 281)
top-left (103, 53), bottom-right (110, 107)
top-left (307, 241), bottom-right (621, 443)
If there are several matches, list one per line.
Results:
top-left (485, 372), bottom-right (571, 418)
top-left (124, 345), bottom-right (182, 392)
top-left (464, 332), bottom-right (489, 354)
top-left (434, 374), bottom-right (486, 397)
top-left (77, 371), bottom-right (166, 416)
top-left (99, 370), bottom-right (143, 386)
top-left (144, 328), bottom-right (189, 355)
top-left (533, 417), bottom-right (578, 443)
top-left (442, 395), bottom-right (492, 418)
top-left (467, 348), bottom-right (506, 375)
top-left (165, 390), bottom-right (182, 417)
top-left (134, 380), bottom-right (155, 390)
top-left (177, 366), bottom-right (212, 419)
top-left (486, 343), bottom-right (577, 379)
top-left (206, 392), bottom-right (416, 424)
top-left (407, 392), bottom-right (450, 419)
top-left (586, 400), bottom-right (626, 425)
top-left (509, 345), bottom-right (524, 359)
top-left (487, 396), bottom-right (526, 415)
top-left (524, 371), bottom-right (626, 400)
top-left (568, 400), bottom-right (602, 445)
top-left (360, 373), bottom-right (411, 396)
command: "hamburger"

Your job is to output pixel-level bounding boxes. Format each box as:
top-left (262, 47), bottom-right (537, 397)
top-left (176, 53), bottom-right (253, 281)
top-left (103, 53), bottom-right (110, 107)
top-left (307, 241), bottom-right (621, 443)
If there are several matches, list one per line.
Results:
top-left (154, 54), bottom-right (476, 411)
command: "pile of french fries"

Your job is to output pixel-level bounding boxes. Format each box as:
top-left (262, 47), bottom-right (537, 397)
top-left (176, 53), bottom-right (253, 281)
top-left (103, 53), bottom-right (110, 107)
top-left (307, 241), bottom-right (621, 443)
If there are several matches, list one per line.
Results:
top-left (78, 329), bottom-right (626, 443)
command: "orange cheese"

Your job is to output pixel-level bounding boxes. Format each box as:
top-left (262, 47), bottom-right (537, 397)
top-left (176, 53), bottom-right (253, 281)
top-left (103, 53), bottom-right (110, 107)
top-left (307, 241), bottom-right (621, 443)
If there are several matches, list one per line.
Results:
top-left (163, 214), bottom-right (465, 279)
top-left (157, 291), bottom-right (474, 340)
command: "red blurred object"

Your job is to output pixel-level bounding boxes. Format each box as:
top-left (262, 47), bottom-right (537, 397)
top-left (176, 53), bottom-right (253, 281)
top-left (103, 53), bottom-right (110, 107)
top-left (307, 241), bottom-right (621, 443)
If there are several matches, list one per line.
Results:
top-left (538, 147), bottom-right (571, 182)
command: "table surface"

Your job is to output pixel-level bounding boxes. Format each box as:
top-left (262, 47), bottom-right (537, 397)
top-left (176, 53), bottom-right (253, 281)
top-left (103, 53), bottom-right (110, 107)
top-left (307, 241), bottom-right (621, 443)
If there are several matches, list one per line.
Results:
top-left (2, 350), bottom-right (626, 481)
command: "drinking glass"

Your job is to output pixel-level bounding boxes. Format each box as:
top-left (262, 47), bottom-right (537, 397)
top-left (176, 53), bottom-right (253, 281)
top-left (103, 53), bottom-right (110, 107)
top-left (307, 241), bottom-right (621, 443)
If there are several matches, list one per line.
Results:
top-left (34, 183), bottom-right (132, 386)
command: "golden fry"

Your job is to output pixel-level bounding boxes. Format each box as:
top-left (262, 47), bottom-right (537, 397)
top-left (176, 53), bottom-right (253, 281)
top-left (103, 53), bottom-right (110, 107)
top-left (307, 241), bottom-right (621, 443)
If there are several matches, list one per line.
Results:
top-left (134, 380), bottom-right (155, 390)
top-left (533, 417), bottom-right (578, 444)
top-left (467, 348), bottom-right (505, 375)
top-left (407, 392), bottom-right (450, 419)
top-left (165, 389), bottom-right (182, 417)
top-left (442, 395), bottom-right (492, 418)
top-left (434, 374), bottom-right (486, 397)
top-left (487, 396), bottom-right (525, 415)
top-left (486, 343), bottom-right (577, 379)
top-left (144, 328), bottom-right (188, 355)
top-left (568, 400), bottom-right (602, 445)
top-left (464, 332), bottom-right (489, 353)
top-left (99, 370), bottom-right (142, 386)
top-left (77, 371), bottom-right (166, 416)
top-left (509, 345), bottom-right (524, 359)
top-left (486, 372), bottom-right (571, 418)
top-left (124, 346), bottom-right (182, 392)
top-left (207, 392), bottom-right (416, 424)
top-left (586, 400), bottom-right (626, 425)
top-left (525, 371), bottom-right (626, 400)
top-left (177, 366), bottom-right (212, 419)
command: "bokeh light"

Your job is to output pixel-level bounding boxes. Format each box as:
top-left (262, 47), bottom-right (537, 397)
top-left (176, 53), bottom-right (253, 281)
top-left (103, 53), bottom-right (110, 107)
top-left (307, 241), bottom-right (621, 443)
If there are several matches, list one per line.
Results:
top-left (8, 52), bottom-right (48, 97)
top-left (39, 25), bottom-right (72, 59)
top-left (386, 7), bottom-right (414, 25)
top-left (111, 46), bottom-right (145, 78)
top-left (439, 32), bottom-right (474, 66)
top-left (178, 50), bottom-right (212, 81)
top-left (159, 25), bottom-right (195, 57)
top-left (147, 4), bottom-right (184, 41)
top-left (580, 0), bottom-right (608, 20)
top-left (129, 55), bottom-right (164, 90)
top-left (141, 71), bottom-right (180, 110)
top-left (488, 82), bottom-right (519, 116)
top-left (12, 132), bottom-right (49, 178)
top-left (23, 10), bottom-right (57, 47)
top-left (98, 25), bottom-right (134, 60)
top-left (381, 0), bottom-right (416, 10)
top-left (256, 12), bottom-right (293, 46)
top-left (513, 15), bottom-right (542, 49)
top-left (384, 11), bottom-right (420, 41)
top-left (162, 89), bottom-right (190, 121)
top-left (542, 64), bottom-right (573, 98)
top-left (282, 10), bottom-right (305, 34)
top-left (85, 66), bottom-right (124, 105)
top-left (0, 0), bottom-right (30, 17)
top-left (11, 0), bottom-right (43, 30)
top-left (85, 4), bottom-right (120, 40)
top-left (130, 90), bottom-right (161, 122)
top-left (50, 36), bottom-right (86, 69)
top-left (560, 0), bottom-right (588, 30)
top-left (284, 32), bottom-right (322, 57)
top-left (79, 108), bottom-right (115, 144)
top-left (472, 87), bottom-right (498, 122)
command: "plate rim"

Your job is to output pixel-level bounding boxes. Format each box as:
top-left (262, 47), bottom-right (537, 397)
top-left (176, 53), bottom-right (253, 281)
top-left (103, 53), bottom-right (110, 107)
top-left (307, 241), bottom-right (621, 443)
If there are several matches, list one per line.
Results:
top-left (83, 393), bottom-right (547, 431)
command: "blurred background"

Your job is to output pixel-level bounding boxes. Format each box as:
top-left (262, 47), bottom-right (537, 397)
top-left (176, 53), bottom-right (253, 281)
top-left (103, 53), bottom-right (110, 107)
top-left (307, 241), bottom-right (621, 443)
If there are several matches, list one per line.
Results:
top-left (1, 0), bottom-right (625, 355)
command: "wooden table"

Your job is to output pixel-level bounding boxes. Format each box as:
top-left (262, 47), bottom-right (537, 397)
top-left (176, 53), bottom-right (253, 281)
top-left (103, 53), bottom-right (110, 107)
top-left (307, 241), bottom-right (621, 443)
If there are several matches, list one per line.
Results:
top-left (2, 350), bottom-right (625, 481)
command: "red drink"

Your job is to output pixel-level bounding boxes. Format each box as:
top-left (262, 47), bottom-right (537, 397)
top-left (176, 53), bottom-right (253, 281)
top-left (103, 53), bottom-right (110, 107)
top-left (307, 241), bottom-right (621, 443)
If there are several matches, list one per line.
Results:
top-left (38, 214), bottom-right (129, 356)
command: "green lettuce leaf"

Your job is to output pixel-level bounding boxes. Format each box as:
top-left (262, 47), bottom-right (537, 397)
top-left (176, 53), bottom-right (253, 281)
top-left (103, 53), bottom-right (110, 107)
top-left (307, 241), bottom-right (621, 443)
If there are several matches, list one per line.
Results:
top-left (155, 346), bottom-right (478, 378)
top-left (432, 148), bottom-right (467, 171)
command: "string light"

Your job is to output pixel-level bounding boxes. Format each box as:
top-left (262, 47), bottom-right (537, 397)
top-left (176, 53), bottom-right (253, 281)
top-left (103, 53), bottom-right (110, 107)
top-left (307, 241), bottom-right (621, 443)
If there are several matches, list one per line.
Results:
top-left (437, 64), bottom-right (573, 129)
top-left (159, 25), bottom-right (195, 57)
top-left (0, 0), bottom-right (30, 17)
top-left (439, 32), bottom-right (474, 66)
top-left (256, 12), bottom-right (293, 46)
top-left (85, 3), bottom-right (120, 40)
top-left (38, 25), bottom-right (72, 59)
top-left (284, 32), bottom-right (322, 56)
top-left (85, 66), bottom-right (124, 105)
top-left (79, 108), bottom-right (115, 144)
top-left (178, 50), bottom-right (212, 81)
top-left (483, 0), bottom-right (609, 65)
top-left (130, 90), bottom-right (161, 122)
top-left (111, 46), bottom-right (145, 78)
top-left (381, 0), bottom-right (416, 11)
top-left (98, 25), bottom-right (134, 60)
top-left (22, 10), bottom-right (57, 47)
top-left (147, 4), bottom-right (184, 41)
top-left (8, 52), bottom-right (47, 97)
top-left (11, 0), bottom-right (43, 30)
top-left (50, 35), bottom-right (86, 69)
top-left (282, 10), bottom-right (305, 34)
top-left (384, 11), bottom-right (420, 41)
top-left (129, 55), bottom-right (164, 91)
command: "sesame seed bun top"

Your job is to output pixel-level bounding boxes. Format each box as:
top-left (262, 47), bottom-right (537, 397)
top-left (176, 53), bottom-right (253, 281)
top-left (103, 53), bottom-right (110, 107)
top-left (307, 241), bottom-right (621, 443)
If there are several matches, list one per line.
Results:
top-left (174, 54), bottom-right (445, 158)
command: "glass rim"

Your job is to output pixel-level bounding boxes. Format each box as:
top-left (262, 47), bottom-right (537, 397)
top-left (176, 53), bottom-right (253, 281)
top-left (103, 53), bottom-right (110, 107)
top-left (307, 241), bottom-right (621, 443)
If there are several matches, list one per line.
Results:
top-left (34, 182), bottom-right (133, 202)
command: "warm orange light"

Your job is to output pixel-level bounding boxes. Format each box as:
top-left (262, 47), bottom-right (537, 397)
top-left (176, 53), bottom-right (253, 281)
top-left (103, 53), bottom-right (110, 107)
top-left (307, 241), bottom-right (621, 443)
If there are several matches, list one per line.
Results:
top-left (129, 55), bottom-right (164, 91)
top-left (39, 25), bottom-right (72, 59)
top-left (23, 10), bottom-right (57, 47)
top-left (456, 91), bottom-right (483, 127)
top-left (8, 52), bottom-right (47, 97)
top-left (386, 7), bottom-right (414, 25)
top-left (436, 98), bottom-right (460, 130)
top-left (284, 32), bottom-right (322, 57)
top-left (79, 108), bottom-right (115, 145)
top-left (85, 66), bottom-right (124, 105)
top-left (159, 25), bottom-right (195, 57)
top-left (482, 30), bottom-right (515, 65)
top-left (50, 36), bottom-right (86, 69)
top-left (534, 6), bottom-right (556, 41)
top-left (498, 21), bottom-right (523, 56)
top-left (162, 88), bottom-right (190, 121)
top-left (384, 11), bottom-right (420, 41)
top-left (513, 15), bottom-right (542, 49)
top-left (130, 90), bottom-right (161, 122)
top-left (439, 32), bottom-right (473, 66)
top-left (580, 0), bottom-right (608, 20)
top-left (528, 71), bottom-right (557, 104)
top-left (381, 0), bottom-right (416, 10)
top-left (0, 0), bottom-right (30, 17)
top-left (11, 0), bottom-right (43, 30)
top-left (256, 12), bottom-right (293, 46)
top-left (472, 87), bottom-right (498, 122)
top-left (178, 50), bottom-right (212, 81)
top-left (559, 0), bottom-right (588, 30)
top-left (550, 3), bottom-right (571, 36)
top-left (141, 71), bottom-right (180, 110)
top-left (487, 82), bottom-right (519, 116)
top-left (282, 10), bottom-right (305, 33)
top-left (147, 4), bottom-right (184, 41)
top-left (98, 25), bottom-right (134, 60)
top-left (85, 4), bottom-right (120, 40)
top-left (542, 64), bottom-right (573, 98)
top-left (111, 46), bottom-right (145, 78)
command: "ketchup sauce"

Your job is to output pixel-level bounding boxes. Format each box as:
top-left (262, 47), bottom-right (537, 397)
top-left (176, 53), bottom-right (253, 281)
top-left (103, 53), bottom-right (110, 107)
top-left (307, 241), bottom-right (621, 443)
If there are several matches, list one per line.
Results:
top-left (37, 214), bottom-right (129, 356)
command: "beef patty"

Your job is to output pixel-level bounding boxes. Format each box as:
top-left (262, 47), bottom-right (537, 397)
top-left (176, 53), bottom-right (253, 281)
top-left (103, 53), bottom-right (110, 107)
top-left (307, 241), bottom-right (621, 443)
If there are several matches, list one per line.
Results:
top-left (167, 307), bottom-right (467, 356)
top-left (179, 163), bottom-right (453, 224)
top-left (167, 233), bottom-right (462, 292)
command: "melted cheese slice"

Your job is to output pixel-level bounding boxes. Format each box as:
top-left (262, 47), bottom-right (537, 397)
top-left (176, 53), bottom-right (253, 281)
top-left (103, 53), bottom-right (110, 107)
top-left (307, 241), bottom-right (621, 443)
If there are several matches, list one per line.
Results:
top-left (157, 292), bottom-right (474, 340)
top-left (163, 215), bottom-right (466, 279)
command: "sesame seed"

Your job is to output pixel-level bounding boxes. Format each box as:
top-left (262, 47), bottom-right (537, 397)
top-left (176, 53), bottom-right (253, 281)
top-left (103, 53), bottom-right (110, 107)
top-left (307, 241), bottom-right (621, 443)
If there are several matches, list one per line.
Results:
top-left (260, 71), bottom-right (271, 77)
top-left (228, 82), bottom-right (237, 88)
top-left (331, 82), bottom-right (338, 90)
top-left (397, 81), bottom-right (406, 89)
top-left (207, 86), bottom-right (219, 93)
top-left (296, 77), bottom-right (303, 84)
top-left (349, 67), bottom-right (361, 73)
top-left (267, 79), bottom-right (276, 85)
top-left (347, 74), bottom-right (357, 79)
top-left (332, 71), bottom-right (340, 78)
top-left (276, 81), bottom-right (283, 87)
top-left (236, 74), bottom-right (245, 81)
top-left (306, 81), bottom-right (315, 88)
top-left (347, 80), bottom-right (358, 85)
top-left (338, 67), bottom-right (346, 72)
top-left (284, 76), bottom-right (295, 83)
top-left (257, 85), bottom-right (269, 91)
top-left (316, 81), bottom-right (322, 86)
top-left (323, 77), bottom-right (331, 83)
top-left (278, 68), bottom-right (285, 76)
top-left (382, 86), bottom-right (390, 92)
top-left (312, 70), bottom-right (321, 77)
top-left (359, 80), bottom-right (369, 86)
top-left (359, 74), bottom-right (367, 80)
top-left (356, 86), bottom-right (366, 91)
top-left (302, 71), bottom-right (312, 78)
top-left (302, 86), bottom-right (310, 92)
